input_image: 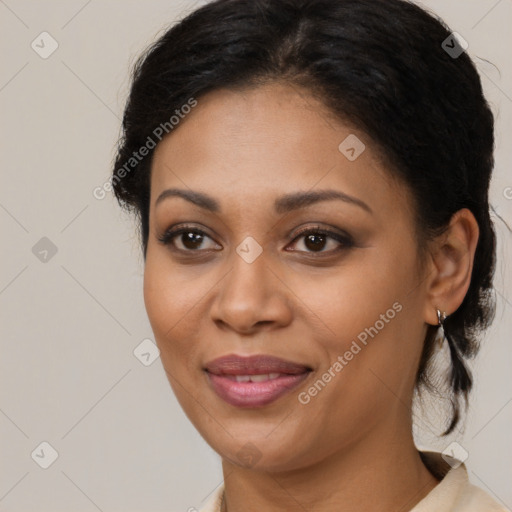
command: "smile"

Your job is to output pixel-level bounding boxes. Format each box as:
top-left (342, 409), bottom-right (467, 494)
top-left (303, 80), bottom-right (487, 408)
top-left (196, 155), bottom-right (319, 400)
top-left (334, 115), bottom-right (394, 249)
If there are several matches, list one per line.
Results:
top-left (204, 354), bottom-right (311, 407)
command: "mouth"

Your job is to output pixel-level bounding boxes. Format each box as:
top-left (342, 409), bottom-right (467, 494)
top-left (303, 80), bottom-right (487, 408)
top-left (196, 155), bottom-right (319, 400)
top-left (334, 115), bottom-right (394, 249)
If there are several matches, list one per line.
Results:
top-left (204, 354), bottom-right (312, 408)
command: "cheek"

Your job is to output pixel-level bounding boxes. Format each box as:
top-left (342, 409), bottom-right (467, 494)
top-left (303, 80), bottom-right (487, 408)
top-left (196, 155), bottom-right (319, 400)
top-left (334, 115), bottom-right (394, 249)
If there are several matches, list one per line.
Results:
top-left (143, 252), bottom-right (204, 368)
top-left (297, 245), bottom-right (424, 398)
top-left (143, 254), bottom-right (211, 422)
top-left (300, 248), bottom-right (415, 344)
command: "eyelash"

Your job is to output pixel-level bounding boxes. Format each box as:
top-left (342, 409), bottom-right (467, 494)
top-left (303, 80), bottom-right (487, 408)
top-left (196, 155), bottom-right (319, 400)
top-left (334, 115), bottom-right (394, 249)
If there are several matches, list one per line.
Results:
top-left (157, 224), bottom-right (353, 257)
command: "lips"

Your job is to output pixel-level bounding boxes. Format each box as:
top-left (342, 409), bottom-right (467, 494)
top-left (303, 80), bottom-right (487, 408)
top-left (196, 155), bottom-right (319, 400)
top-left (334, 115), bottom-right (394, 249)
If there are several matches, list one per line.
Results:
top-left (204, 354), bottom-right (311, 407)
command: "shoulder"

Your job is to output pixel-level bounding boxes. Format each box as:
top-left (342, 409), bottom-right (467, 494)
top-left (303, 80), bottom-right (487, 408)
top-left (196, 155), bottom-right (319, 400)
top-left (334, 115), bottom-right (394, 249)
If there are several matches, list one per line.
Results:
top-left (456, 484), bottom-right (506, 512)
top-left (455, 482), bottom-right (508, 511)
top-left (197, 484), bottom-right (224, 512)
top-left (412, 451), bottom-right (507, 512)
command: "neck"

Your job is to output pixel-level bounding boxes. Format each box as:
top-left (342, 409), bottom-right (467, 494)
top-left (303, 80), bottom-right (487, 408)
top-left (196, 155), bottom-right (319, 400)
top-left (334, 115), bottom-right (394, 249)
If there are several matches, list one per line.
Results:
top-left (220, 420), bottom-right (439, 512)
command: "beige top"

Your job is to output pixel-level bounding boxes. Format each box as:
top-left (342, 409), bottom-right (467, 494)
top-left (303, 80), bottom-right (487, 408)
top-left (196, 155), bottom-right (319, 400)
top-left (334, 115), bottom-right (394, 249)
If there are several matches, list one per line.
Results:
top-left (198, 452), bottom-right (507, 512)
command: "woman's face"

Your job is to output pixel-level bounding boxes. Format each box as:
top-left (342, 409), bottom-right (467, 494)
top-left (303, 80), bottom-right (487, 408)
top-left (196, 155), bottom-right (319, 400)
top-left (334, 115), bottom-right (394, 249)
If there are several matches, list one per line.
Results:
top-left (144, 82), bottom-right (431, 472)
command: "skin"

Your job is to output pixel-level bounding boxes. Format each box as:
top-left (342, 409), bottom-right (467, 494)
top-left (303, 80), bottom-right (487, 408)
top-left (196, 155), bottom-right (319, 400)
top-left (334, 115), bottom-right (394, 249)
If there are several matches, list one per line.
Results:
top-left (143, 82), bottom-right (479, 512)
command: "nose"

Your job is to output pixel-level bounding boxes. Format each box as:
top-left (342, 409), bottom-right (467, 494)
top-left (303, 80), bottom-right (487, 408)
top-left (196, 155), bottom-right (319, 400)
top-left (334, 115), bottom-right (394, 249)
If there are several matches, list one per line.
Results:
top-left (210, 249), bottom-right (293, 335)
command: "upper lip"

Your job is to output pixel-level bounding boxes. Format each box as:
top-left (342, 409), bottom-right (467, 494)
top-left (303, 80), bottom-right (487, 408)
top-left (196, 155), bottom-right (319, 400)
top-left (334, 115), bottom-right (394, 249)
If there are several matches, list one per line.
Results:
top-left (204, 354), bottom-right (311, 376)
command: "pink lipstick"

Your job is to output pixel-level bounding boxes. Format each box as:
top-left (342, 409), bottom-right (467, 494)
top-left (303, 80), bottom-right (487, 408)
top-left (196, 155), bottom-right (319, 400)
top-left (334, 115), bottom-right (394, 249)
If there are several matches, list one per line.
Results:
top-left (204, 354), bottom-right (311, 407)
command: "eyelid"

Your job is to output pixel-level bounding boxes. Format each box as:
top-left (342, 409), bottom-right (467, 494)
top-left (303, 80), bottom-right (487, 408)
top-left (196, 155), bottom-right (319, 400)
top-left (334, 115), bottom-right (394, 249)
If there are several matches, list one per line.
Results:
top-left (290, 224), bottom-right (351, 241)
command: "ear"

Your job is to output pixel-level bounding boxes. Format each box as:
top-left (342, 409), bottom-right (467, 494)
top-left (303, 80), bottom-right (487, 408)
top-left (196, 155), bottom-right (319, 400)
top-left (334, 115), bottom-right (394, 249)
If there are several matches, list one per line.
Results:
top-left (423, 208), bottom-right (480, 325)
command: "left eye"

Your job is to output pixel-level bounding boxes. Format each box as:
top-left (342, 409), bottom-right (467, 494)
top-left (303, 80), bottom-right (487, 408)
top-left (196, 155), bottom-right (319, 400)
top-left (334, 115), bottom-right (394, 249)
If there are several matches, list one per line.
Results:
top-left (287, 228), bottom-right (351, 254)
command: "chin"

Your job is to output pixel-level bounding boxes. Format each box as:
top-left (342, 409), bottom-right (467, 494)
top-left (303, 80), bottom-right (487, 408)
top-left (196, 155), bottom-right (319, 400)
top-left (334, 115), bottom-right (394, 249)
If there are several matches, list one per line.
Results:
top-left (194, 422), bottom-right (313, 473)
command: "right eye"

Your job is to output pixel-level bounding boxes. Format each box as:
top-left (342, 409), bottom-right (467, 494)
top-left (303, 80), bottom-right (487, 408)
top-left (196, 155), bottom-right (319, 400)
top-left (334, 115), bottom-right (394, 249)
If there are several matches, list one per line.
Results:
top-left (158, 225), bottom-right (221, 253)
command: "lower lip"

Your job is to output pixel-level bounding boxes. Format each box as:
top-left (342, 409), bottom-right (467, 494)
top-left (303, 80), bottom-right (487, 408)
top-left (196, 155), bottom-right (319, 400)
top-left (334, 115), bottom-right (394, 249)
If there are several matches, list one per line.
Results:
top-left (206, 372), bottom-right (310, 407)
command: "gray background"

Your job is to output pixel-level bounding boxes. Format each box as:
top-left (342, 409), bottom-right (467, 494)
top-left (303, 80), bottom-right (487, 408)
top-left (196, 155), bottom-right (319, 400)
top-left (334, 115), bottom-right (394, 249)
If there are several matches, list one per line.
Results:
top-left (1, 1), bottom-right (511, 511)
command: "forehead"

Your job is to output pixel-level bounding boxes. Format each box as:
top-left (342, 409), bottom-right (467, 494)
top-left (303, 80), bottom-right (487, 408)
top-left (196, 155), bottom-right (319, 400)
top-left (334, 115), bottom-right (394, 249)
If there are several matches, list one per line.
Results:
top-left (150, 83), bottom-right (404, 216)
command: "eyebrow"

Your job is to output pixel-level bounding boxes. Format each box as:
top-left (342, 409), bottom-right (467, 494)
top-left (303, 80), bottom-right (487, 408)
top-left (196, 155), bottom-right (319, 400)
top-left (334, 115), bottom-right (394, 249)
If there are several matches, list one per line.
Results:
top-left (155, 188), bottom-right (372, 214)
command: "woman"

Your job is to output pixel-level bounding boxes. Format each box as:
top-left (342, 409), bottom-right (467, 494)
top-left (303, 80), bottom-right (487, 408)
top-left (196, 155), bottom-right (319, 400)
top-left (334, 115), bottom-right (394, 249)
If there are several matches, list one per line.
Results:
top-left (111, 0), bottom-right (505, 510)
